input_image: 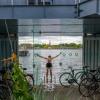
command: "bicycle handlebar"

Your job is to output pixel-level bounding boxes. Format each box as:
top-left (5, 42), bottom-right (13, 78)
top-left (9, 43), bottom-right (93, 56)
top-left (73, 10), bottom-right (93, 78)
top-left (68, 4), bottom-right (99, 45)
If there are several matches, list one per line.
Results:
top-left (68, 66), bottom-right (72, 69)
top-left (68, 66), bottom-right (83, 71)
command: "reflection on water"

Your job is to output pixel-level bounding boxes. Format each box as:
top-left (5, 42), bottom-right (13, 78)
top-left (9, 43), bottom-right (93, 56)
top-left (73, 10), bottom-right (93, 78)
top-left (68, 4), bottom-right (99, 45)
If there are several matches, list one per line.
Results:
top-left (19, 49), bottom-right (82, 85)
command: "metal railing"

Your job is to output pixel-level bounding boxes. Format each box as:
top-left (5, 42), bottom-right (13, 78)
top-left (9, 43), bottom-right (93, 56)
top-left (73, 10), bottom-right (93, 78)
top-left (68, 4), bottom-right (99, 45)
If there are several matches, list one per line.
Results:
top-left (75, 0), bottom-right (94, 17)
top-left (79, 0), bottom-right (93, 4)
top-left (0, 0), bottom-right (75, 6)
top-left (0, 0), bottom-right (93, 6)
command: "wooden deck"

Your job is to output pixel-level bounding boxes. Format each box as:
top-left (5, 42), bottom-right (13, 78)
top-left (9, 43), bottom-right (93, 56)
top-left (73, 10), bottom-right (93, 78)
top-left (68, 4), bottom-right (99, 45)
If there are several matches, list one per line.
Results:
top-left (36, 85), bottom-right (100, 100)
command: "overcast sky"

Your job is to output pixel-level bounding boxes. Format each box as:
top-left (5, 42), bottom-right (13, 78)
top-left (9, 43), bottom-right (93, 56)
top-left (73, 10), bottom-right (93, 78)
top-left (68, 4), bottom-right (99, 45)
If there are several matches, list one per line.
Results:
top-left (19, 36), bottom-right (82, 45)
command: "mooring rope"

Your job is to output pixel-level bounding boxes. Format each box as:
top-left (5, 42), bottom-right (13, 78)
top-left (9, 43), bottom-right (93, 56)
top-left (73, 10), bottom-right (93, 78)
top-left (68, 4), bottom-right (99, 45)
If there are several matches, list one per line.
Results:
top-left (5, 19), bottom-right (14, 53)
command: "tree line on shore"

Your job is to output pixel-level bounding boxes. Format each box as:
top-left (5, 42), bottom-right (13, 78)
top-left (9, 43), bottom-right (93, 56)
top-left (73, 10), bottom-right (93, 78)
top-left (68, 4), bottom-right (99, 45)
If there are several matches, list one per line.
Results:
top-left (19, 43), bottom-right (82, 49)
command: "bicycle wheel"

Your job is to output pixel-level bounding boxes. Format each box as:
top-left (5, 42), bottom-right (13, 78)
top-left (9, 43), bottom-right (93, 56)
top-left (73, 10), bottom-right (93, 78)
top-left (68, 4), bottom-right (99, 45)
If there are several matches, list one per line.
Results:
top-left (93, 72), bottom-right (100, 93)
top-left (81, 72), bottom-right (93, 79)
top-left (75, 72), bottom-right (93, 85)
top-left (95, 71), bottom-right (100, 81)
top-left (25, 74), bottom-right (34, 91)
top-left (75, 72), bottom-right (83, 85)
top-left (59, 72), bottom-right (72, 87)
top-left (0, 84), bottom-right (12, 100)
top-left (79, 78), bottom-right (96, 97)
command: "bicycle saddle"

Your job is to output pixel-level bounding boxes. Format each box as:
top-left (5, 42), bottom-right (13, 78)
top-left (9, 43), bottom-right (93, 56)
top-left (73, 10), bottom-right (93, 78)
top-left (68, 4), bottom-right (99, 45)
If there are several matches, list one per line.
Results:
top-left (23, 68), bottom-right (27, 70)
top-left (83, 66), bottom-right (90, 69)
top-left (0, 67), bottom-right (6, 74)
top-left (90, 69), bottom-right (96, 73)
top-left (68, 66), bottom-right (72, 69)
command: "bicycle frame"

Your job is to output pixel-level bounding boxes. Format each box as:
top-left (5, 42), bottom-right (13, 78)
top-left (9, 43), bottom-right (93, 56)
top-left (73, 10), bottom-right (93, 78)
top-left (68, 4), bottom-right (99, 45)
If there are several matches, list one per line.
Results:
top-left (67, 66), bottom-right (90, 84)
top-left (68, 67), bottom-right (75, 78)
top-left (67, 67), bottom-right (80, 84)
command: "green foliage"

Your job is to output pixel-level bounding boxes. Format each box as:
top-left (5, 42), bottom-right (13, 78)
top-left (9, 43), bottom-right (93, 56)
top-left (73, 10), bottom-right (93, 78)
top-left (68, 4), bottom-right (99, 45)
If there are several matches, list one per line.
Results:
top-left (19, 43), bottom-right (82, 49)
top-left (12, 63), bottom-right (34, 100)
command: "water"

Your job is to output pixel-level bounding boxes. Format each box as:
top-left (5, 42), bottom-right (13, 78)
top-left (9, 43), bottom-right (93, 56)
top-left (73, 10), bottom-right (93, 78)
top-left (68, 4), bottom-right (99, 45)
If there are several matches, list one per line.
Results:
top-left (19, 49), bottom-right (82, 85)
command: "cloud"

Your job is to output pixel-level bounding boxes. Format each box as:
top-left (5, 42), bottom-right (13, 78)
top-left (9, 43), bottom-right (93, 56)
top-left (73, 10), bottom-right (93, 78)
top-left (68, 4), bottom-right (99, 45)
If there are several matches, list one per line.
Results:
top-left (19, 36), bottom-right (82, 44)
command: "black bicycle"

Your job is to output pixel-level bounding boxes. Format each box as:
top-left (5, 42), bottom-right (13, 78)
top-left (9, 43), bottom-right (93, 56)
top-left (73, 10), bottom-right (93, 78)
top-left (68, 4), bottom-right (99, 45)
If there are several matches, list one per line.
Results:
top-left (59, 66), bottom-right (92, 87)
top-left (79, 68), bottom-right (100, 97)
top-left (22, 67), bottom-right (34, 91)
top-left (0, 63), bottom-right (13, 100)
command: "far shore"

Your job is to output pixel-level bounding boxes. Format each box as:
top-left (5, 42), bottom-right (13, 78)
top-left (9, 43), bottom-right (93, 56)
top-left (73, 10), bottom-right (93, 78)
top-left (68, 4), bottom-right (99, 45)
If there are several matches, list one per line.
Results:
top-left (21, 48), bottom-right (82, 50)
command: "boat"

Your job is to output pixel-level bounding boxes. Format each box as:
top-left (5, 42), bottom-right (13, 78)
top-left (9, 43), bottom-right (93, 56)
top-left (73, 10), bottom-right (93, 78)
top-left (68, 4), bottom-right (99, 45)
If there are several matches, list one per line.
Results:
top-left (19, 50), bottom-right (29, 57)
top-left (19, 46), bottom-right (30, 57)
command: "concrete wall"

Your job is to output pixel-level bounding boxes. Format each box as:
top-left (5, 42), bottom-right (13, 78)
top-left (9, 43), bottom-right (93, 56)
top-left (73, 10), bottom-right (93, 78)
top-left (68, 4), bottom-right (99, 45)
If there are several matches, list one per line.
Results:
top-left (0, 6), bottom-right (75, 19)
top-left (0, 0), bottom-right (11, 5)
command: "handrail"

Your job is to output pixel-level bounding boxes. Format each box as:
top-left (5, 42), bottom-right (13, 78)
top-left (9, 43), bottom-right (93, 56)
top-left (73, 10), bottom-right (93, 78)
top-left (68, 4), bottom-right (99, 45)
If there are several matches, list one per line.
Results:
top-left (0, 4), bottom-right (75, 7)
top-left (79, 0), bottom-right (93, 5)
top-left (0, 0), bottom-right (75, 6)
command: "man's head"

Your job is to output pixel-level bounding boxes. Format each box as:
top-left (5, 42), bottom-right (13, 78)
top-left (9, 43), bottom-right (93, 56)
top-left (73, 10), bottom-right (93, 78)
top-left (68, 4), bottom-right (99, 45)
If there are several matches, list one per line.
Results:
top-left (48, 55), bottom-right (51, 58)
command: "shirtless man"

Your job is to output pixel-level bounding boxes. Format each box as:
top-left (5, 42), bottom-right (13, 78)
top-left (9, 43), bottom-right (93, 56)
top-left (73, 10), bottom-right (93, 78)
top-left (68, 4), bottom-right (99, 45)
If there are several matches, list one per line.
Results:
top-left (36, 52), bottom-right (61, 83)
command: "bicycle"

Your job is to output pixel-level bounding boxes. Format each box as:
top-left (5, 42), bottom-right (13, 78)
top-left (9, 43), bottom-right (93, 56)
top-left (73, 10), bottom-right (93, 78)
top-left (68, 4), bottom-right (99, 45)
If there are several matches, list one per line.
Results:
top-left (22, 67), bottom-right (34, 91)
top-left (0, 62), bottom-right (14, 100)
top-left (79, 68), bottom-right (100, 97)
top-left (59, 66), bottom-right (92, 87)
top-left (14, 63), bottom-right (34, 92)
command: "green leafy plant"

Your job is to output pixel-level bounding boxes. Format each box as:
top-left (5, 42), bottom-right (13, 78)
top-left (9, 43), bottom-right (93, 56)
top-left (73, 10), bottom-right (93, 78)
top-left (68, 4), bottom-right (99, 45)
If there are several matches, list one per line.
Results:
top-left (12, 63), bottom-right (33, 100)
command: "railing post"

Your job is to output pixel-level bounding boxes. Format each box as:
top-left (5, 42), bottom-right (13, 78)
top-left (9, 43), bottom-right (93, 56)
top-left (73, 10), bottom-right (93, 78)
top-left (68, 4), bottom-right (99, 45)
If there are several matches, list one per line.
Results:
top-left (42, 0), bottom-right (45, 5)
top-left (26, 0), bottom-right (29, 6)
top-left (76, 0), bottom-right (80, 17)
top-left (11, 0), bottom-right (14, 5)
top-left (36, 0), bottom-right (38, 5)
top-left (75, 0), bottom-right (80, 4)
